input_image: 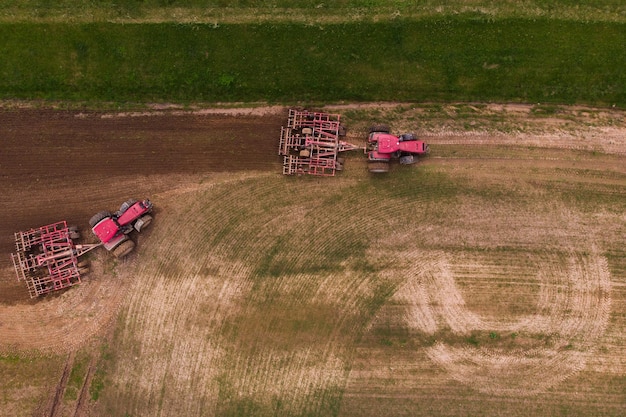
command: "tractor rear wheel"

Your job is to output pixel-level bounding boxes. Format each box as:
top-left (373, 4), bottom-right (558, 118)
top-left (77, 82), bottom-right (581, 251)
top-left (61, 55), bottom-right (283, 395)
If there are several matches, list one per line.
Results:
top-left (368, 161), bottom-right (390, 173)
top-left (68, 225), bottom-right (80, 240)
top-left (89, 211), bottom-right (111, 227)
top-left (369, 124), bottom-right (390, 134)
top-left (112, 239), bottom-right (135, 258)
top-left (135, 215), bottom-right (153, 232)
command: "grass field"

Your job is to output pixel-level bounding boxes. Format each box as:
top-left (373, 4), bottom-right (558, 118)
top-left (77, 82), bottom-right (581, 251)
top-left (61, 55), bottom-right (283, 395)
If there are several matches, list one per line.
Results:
top-left (2, 1), bottom-right (626, 23)
top-left (0, 4), bottom-right (625, 106)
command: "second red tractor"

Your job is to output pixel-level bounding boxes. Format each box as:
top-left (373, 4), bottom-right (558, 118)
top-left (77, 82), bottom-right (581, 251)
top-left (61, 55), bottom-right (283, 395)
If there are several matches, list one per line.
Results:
top-left (89, 199), bottom-right (153, 258)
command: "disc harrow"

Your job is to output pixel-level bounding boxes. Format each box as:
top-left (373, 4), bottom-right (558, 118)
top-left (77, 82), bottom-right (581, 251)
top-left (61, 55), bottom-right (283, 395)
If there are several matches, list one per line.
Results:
top-left (11, 221), bottom-right (101, 298)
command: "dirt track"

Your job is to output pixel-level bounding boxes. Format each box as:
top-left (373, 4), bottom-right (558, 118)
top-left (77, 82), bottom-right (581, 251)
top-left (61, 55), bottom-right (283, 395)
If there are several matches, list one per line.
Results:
top-left (0, 108), bottom-right (283, 302)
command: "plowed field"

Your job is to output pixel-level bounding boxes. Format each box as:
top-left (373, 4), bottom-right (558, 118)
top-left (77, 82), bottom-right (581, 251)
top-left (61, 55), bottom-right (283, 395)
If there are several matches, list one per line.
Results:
top-left (0, 104), bottom-right (625, 417)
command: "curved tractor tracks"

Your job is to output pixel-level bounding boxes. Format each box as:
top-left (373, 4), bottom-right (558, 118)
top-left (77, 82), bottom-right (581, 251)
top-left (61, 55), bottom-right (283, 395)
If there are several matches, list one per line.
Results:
top-left (394, 249), bottom-right (612, 396)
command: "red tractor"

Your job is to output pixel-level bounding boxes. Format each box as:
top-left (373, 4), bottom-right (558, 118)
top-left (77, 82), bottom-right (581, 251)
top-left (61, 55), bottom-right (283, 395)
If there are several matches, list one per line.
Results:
top-left (89, 199), bottom-right (153, 258)
top-left (366, 125), bottom-right (430, 173)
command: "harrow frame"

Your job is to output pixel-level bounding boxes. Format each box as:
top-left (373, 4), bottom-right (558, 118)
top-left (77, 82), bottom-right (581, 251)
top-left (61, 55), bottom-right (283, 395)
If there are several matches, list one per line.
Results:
top-left (279, 109), bottom-right (361, 176)
top-left (11, 221), bottom-right (101, 298)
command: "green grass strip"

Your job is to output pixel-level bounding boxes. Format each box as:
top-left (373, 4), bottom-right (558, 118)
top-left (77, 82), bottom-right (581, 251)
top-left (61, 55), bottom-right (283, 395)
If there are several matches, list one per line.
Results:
top-left (2, 1), bottom-right (626, 24)
top-left (0, 18), bottom-right (625, 106)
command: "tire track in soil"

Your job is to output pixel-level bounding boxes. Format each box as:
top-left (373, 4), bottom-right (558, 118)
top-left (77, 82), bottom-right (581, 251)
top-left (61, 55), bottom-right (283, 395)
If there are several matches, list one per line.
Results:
top-left (422, 129), bottom-right (626, 156)
top-left (73, 358), bottom-right (97, 417)
top-left (108, 175), bottom-right (263, 415)
top-left (344, 177), bottom-right (618, 400)
top-left (0, 250), bottom-right (129, 355)
top-left (48, 352), bottom-right (74, 417)
top-left (210, 178), bottom-right (353, 414)
top-left (393, 248), bottom-right (612, 396)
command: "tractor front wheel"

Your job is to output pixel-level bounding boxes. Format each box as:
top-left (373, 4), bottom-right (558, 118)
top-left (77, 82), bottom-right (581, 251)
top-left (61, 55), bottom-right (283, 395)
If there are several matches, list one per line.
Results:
top-left (113, 239), bottom-right (135, 258)
top-left (399, 155), bottom-right (416, 165)
top-left (135, 215), bottom-right (153, 232)
top-left (118, 199), bottom-right (138, 215)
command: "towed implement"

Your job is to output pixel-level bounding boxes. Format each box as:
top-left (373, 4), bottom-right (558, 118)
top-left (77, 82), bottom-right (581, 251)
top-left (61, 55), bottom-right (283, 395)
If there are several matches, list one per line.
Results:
top-left (11, 221), bottom-right (100, 298)
top-left (279, 109), bottom-right (362, 176)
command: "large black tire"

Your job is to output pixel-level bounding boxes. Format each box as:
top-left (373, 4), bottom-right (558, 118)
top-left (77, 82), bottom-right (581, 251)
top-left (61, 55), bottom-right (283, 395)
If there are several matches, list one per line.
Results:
top-left (369, 124), bottom-right (390, 134)
top-left (112, 239), bottom-right (135, 258)
top-left (89, 211), bottom-right (111, 228)
top-left (368, 161), bottom-right (390, 173)
top-left (399, 133), bottom-right (417, 142)
top-left (68, 225), bottom-right (80, 240)
top-left (399, 155), bottom-right (416, 165)
top-left (135, 215), bottom-right (153, 232)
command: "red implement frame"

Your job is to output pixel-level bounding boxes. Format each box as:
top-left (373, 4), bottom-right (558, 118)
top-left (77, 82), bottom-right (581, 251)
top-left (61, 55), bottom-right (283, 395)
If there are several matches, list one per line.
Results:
top-left (11, 221), bottom-right (101, 298)
top-left (279, 109), bottom-right (362, 176)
